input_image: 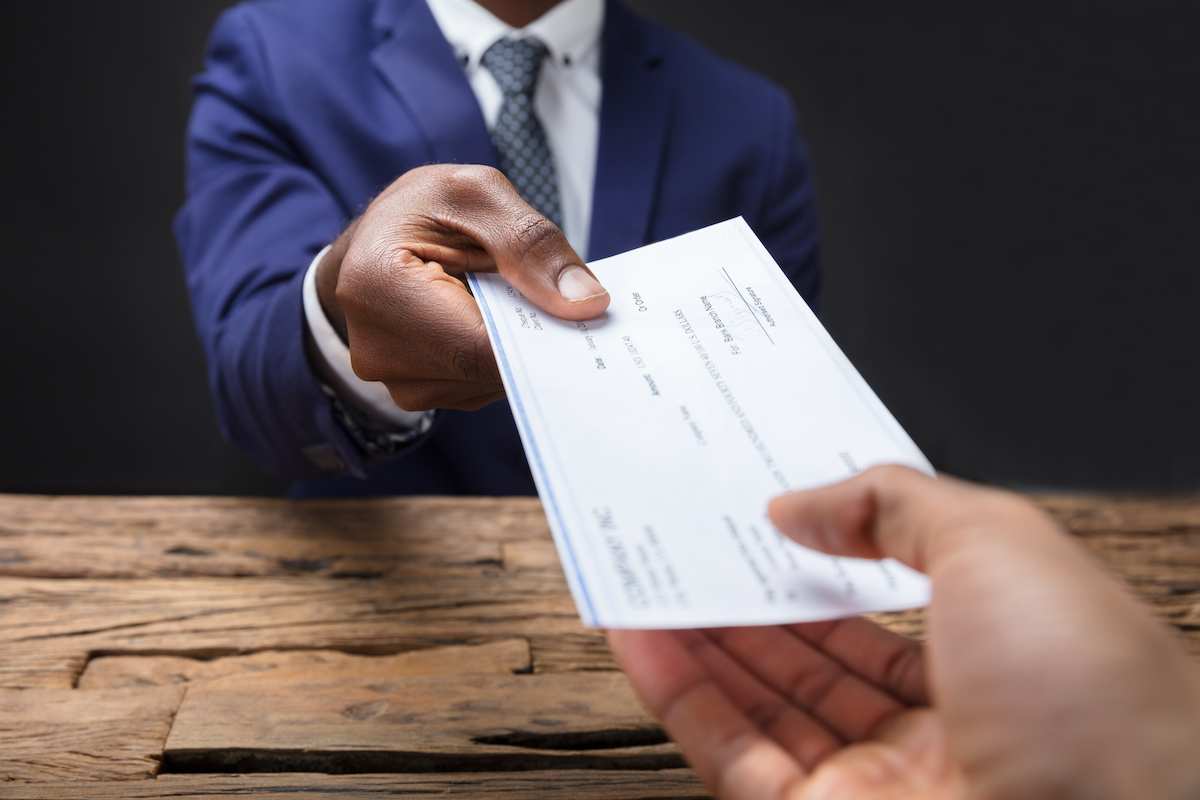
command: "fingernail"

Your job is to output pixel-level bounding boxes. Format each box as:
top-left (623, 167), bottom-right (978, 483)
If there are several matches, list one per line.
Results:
top-left (558, 267), bottom-right (607, 303)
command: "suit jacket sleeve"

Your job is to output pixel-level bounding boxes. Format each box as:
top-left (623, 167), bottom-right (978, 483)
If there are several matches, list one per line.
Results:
top-left (173, 7), bottom-right (378, 480)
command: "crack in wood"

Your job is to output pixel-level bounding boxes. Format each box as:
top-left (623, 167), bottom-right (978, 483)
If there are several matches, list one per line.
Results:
top-left (80, 642), bottom-right (536, 666)
top-left (164, 547), bottom-right (214, 558)
top-left (0, 773), bottom-right (713, 800)
top-left (77, 641), bottom-right (537, 691)
top-left (472, 728), bottom-right (670, 751)
top-left (160, 748), bottom-right (686, 774)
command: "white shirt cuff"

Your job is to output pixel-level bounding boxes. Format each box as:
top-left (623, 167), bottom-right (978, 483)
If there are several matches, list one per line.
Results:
top-left (302, 246), bottom-right (430, 429)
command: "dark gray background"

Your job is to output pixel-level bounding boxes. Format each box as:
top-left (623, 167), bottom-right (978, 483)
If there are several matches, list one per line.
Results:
top-left (2, 1), bottom-right (1197, 495)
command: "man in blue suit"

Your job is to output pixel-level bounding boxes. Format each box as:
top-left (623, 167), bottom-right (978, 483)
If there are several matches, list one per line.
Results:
top-left (175, 0), bottom-right (821, 497)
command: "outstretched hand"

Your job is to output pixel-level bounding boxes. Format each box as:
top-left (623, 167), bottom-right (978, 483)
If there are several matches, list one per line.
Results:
top-left (609, 466), bottom-right (1200, 800)
top-left (315, 164), bottom-right (609, 412)
top-left (611, 618), bottom-right (955, 798)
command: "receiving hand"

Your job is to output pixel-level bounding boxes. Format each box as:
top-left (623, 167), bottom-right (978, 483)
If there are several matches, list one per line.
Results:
top-left (315, 164), bottom-right (609, 412)
top-left (609, 466), bottom-right (1200, 799)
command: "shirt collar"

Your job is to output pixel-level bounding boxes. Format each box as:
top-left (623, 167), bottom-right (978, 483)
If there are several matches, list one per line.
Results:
top-left (425, 0), bottom-right (604, 72)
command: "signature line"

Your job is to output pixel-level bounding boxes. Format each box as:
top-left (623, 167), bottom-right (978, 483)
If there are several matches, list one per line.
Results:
top-left (720, 267), bottom-right (775, 345)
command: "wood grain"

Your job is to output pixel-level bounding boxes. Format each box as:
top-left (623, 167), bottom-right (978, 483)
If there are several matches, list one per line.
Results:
top-left (163, 672), bottom-right (679, 773)
top-left (0, 490), bottom-right (1196, 795)
top-left (1035, 493), bottom-right (1200, 533)
top-left (0, 770), bottom-right (710, 798)
top-left (502, 538), bottom-right (561, 571)
top-left (1040, 493), bottom-right (1200, 654)
top-left (0, 495), bottom-right (548, 579)
top-left (0, 573), bottom-right (607, 689)
top-left (0, 686), bottom-right (183, 782)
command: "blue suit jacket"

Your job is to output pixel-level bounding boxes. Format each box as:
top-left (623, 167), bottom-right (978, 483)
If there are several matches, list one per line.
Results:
top-left (175, 0), bottom-right (821, 497)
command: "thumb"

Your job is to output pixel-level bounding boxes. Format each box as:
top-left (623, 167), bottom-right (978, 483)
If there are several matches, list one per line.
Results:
top-left (486, 203), bottom-right (610, 321)
top-left (766, 465), bottom-right (1044, 575)
top-left (797, 711), bottom-right (963, 799)
top-left (415, 164), bottom-right (609, 321)
top-left (494, 215), bottom-right (610, 321)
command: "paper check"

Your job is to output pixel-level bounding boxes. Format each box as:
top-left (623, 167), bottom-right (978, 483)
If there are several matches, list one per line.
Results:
top-left (468, 218), bottom-right (932, 628)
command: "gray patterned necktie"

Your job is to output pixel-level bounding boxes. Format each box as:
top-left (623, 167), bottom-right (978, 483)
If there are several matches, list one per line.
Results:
top-left (480, 37), bottom-right (563, 228)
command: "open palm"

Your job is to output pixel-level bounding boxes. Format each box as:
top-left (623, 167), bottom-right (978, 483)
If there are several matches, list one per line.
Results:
top-left (609, 467), bottom-right (1200, 800)
top-left (610, 619), bottom-right (962, 799)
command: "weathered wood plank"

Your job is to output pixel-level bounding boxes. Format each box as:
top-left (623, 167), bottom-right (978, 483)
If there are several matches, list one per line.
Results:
top-left (0, 492), bottom-right (1196, 688)
top-left (1034, 493), bottom-right (1200, 533)
top-left (78, 640), bottom-right (532, 690)
top-left (0, 687), bottom-right (184, 782)
top-left (164, 673), bottom-right (680, 773)
top-left (1077, 531), bottom-right (1200, 584)
top-left (0, 575), bottom-right (606, 688)
top-left (0, 770), bottom-right (710, 798)
top-left (502, 538), bottom-right (561, 571)
top-left (0, 495), bottom-right (549, 579)
top-left (2, 493), bottom-right (1196, 579)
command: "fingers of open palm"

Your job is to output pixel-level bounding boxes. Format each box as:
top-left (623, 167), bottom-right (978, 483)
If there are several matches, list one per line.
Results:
top-left (682, 629), bottom-right (844, 769)
top-left (608, 630), bottom-right (810, 800)
top-left (787, 618), bottom-right (927, 706)
top-left (707, 625), bottom-right (912, 743)
top-left (674, 682), bottom-right (817, 800)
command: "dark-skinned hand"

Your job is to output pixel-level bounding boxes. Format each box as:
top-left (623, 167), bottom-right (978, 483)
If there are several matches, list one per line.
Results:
top-left (315, 164), bottom-right (609, 412)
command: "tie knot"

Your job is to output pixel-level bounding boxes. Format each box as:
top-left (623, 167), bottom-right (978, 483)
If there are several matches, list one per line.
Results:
top-left (480, 37), bottom-right (549, 97)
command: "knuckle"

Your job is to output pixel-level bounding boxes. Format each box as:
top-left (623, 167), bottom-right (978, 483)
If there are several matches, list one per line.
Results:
top-left (785, 662), bottom-right (844, 710)
top-left (511, 212), bottom-right (564, 258)
top-left (436, 164), bottom-right (507, 204)
top-left (425, 318), bottom-right (497, 384)
top-left (882, 641), bottom-right (924, 694)
top-left (745, 701), bottom-right (787, 733)
top-left (446, 338), bottom-right (497, 383)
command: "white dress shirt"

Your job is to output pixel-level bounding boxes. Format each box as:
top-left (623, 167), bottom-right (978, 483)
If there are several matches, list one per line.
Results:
top-left (303, 0), bottom-right (604, 427)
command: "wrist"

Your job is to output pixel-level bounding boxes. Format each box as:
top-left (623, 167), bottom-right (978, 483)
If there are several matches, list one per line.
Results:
top-left (315, 219), bottom-right (359, 343)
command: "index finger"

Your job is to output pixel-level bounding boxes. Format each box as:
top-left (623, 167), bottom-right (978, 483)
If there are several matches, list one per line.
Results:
top-left (608, 629), bottom-right (811, 800)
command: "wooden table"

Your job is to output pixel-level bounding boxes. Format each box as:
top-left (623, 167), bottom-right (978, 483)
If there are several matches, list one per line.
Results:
top-left (1, 492), bottom-right (1197, 797)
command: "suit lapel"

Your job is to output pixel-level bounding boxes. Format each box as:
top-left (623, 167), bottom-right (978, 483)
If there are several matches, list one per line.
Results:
top-left (370, 0), bottom-right (497, 167)
top-left (588, 0), bottom-right (670, 261)
top-left (369, 0), bottom-right (667, 258)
